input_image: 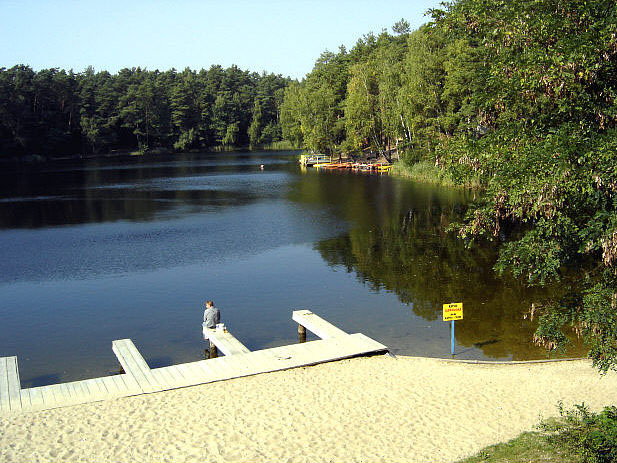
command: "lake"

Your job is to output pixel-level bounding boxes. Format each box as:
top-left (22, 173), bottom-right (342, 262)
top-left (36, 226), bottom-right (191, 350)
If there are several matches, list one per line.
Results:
top-left (0, 151), bottom-right (586, 387)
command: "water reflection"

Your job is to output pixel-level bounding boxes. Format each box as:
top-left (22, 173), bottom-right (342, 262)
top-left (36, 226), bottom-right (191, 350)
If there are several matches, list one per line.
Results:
top-left (0, 152), bottom-right (296, 229)
top-left (0, 153), bottom-right (588, 387)
top-left (291, 170), bottom-right (586, 360)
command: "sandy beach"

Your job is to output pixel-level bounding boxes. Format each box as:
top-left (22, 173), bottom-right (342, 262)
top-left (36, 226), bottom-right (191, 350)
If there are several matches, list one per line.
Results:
top-left (2, 355), bottom-right (616, 463)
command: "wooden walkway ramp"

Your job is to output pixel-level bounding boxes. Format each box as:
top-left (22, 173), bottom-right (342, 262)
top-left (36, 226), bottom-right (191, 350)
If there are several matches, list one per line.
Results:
top-left (1, 310), bottom-right (387, 414)
top-left (202, 326), bottom-right (251, 356)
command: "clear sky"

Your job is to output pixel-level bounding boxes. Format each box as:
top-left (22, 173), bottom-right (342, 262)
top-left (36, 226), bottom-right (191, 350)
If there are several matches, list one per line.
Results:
top-left (0, 0), bottom-right (442, 79)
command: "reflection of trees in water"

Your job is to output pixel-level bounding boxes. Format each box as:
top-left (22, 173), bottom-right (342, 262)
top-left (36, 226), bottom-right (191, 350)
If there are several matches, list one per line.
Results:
top-left (316, 203), bottom-right (498, 316)
top-left (315, 202), bottom-right (587, 360)
top-left (0, 155), bottom-right (270, 228)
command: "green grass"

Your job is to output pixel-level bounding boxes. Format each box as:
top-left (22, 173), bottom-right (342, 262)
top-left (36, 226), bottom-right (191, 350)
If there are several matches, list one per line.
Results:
top-left (456, 403), bottom-right (617, 463)
top-left (207, 140), bottom-right (298, 151)
top-left (258, 140), bottom-right (297, 150)
top-left (391, 160), bottom-right (481, 188)
top-left (457, 431), bottom-right (581, 463)
top-left (391, 160), bottom-right (455, 186)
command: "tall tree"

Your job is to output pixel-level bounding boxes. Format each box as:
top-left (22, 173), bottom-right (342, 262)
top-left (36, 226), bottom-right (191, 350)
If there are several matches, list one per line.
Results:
top-left (280, 81), bottom-right (304, 148)
top-left (170, 68), bottom-right (202, 151)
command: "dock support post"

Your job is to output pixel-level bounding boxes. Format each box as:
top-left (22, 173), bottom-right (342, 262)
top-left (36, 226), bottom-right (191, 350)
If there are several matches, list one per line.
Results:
top-left (298, 324), bottom-right (306, 343)
top-left (209, 340), bottom-right (218, 359)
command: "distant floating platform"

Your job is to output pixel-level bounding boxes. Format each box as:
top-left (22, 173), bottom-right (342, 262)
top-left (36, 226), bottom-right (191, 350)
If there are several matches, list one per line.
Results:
top-left (0, 310), bottom-right (388, 414)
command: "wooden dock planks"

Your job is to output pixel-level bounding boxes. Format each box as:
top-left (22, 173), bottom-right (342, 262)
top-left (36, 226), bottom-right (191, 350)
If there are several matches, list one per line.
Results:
top-left (2, 311), bottom-right (389, 415)
top-left (160, 365), bottom-right (190, 387)
top-left (27, 386), bottom-right (45, 411)
top-left (203, 328), bottom-right (251, 356)
top-left (112, 339), bottom-right (159, 393)
top-left (0, 356), bottom-right (22, 413)
top-left (292, 310), bottom-right (348, 339)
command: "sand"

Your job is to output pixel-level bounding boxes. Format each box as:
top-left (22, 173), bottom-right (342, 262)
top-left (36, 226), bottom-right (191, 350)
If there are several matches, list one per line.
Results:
top-left (1, 355), bottom-right (616, 463)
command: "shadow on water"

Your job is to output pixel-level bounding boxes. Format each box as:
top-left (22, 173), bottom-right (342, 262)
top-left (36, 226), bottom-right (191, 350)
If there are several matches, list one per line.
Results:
top-left (146, 356), bottom-right (177, 369)
top-left (24, 373), bottom-right (62, 389)
top-left (473, 339), bottom-right (501, 348)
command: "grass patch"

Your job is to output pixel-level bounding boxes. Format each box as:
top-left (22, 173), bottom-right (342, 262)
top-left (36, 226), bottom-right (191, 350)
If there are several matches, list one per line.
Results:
top-left (258, 140), bottom-right (297, 150)
top-left (459, 404), bottom-right (617, 463)
top-left (391, 160), bottom-right (480, 188)
top-left (540, 404), bottom-right (617, 463)
top-left (457, 431), bottom-right (581, 463)
top-left (248, 140), bottom-right (298, 151)
top-left (391, 160), bottom-right (456, 186)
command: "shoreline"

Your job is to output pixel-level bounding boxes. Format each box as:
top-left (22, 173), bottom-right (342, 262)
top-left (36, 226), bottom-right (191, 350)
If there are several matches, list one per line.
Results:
top-left (390, 160), bottom-right (481, 189)
top-left (0, 146), bottom-right (300, 165)
top-left (2, 354), bottom-right (615, 463)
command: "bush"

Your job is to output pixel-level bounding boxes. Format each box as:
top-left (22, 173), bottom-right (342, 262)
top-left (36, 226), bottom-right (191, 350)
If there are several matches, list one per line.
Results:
top-left (540, 403), bottom-right (617, 463)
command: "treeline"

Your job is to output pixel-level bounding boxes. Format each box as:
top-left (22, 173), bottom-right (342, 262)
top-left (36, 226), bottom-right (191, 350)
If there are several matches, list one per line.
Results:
top-left (283, 0), bottom-right (617, 370)
top-left (279, 16), bottom-right (477, 160)
top-left (0, 65), bottom-right (290, 158)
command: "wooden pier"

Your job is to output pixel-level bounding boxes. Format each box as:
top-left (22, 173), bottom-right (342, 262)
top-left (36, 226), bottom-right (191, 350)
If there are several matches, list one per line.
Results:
top-left (299, 153), bottom-right (331, 166)
top-left (0, 310), bottom-right (387, 415)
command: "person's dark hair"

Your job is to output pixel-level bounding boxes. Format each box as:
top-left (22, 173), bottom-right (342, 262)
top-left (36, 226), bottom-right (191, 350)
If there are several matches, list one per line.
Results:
top-left (206, 300), bottom-right (214, 307)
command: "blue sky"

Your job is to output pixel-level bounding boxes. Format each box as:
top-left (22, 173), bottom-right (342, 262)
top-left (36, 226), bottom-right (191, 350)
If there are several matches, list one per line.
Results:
top-left (0, 0), bottom-right (442, 79)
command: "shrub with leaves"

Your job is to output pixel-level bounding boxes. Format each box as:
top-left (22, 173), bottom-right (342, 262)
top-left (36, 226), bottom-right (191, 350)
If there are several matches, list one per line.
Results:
top-left (540, 403), bottom-right (617, 463)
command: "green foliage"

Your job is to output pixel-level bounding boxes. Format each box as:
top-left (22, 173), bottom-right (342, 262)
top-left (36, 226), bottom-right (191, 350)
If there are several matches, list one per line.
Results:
top-left (278, 18), bottom-right (485, 160)
top-left (399, 26), bottom-right (447, 155)
top-left (0, 64), bottom-right (290, 158)
top-left (540, 404), bottom-right (617, 463)
top-left (280, 81), bottom-right (304, 148)
top-left (248, 100), bottom-right (263, 146)
top-left (392, 18), bottom-right (411, 36)
top-left (222, 122), bottom-right (240, 146)
top-left (534, 312), bottom-right (571, 352)
top-left (281, 30), bottom-right (414, 158)
top-left (495, 227), bottom-right (564, 287)
top-left (282, 49), bottom-right (350, 155)
top-left (462, 404), bottom-right (617, 463)
top-left (279, 0), bottom-right (617, 369)
top-left (435, 0), bottom-right (617, 370)
top-left (580, 280), bottom-right (617, 372)
top-left (0, 65), bottom-right (81, 157)
top-left (345, 62), bottom-right (380, 151)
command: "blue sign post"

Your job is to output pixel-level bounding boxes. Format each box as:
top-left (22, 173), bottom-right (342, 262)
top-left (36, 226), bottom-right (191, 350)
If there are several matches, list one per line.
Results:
top-left (451, 320), bottom-right (455, 355)
top-left (443, 302), bottom-right (463, 356)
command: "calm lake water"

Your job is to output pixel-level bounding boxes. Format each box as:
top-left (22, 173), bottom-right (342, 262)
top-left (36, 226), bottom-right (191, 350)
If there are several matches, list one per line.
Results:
top-left (0, 151), bottom-right (586, 387)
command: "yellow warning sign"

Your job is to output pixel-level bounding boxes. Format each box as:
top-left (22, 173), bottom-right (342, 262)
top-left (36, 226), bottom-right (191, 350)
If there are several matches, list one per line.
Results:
top-left (443, 302), bottom-right (463, 321)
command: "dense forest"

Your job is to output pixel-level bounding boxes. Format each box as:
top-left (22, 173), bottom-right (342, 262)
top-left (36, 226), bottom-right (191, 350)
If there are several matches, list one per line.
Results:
top-left (0, 65), bottom-right (289, 158)
top-left (282, 0), bottom-right (617, 370)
